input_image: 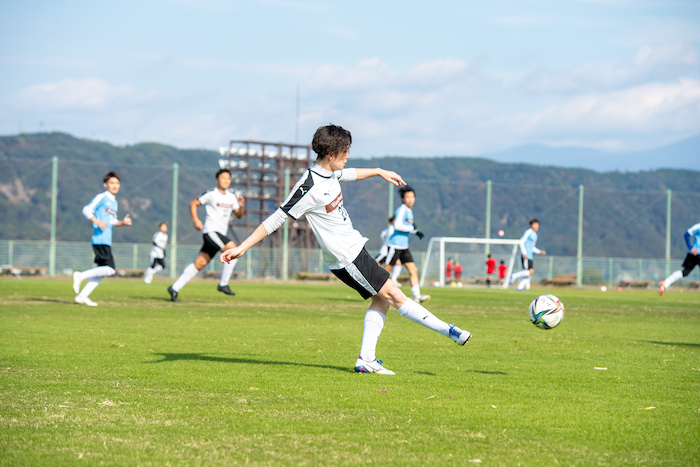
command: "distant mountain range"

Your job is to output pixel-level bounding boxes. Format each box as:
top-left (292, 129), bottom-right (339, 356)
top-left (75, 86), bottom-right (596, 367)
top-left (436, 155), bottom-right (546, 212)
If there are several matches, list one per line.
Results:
top-left (1, 132), bottom-right (698, 259)
top-left (478, 134), bottom-right (700, 172)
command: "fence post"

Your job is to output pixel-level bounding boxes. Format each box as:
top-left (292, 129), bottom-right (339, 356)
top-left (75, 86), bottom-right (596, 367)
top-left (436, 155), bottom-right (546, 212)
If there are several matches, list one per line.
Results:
top-left (170, 163), bottom-right (179, 278)
top-left (387, 183), bottom-right (394, 219)
top-left (485, 180), bottom-right (492, 255)
top-left (132, 244), bottom-right (138, 270)
top-left (608, 257), bottom-right (614, 287)
top-left (282, 168), bottom-right (290, 280)
top-left (8, 240), bottom-right (13, 266)
top-left (576, 184), bottom-right (584, 287)
top-left (49, 156), bottom-right (58, 276)
top-left (548, 255), bottom-right (553, 279)
top-left (665, 189), bottom-right (672, 277)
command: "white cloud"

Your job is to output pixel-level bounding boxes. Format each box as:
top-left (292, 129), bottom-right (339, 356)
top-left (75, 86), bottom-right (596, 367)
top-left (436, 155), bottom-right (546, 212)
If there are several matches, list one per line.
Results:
top-left (498, 78), bottom-right (700, 143)
top-left (525, 43), bottom-right (699, 93)
top-left (16, 78), bottom-right (141, 110)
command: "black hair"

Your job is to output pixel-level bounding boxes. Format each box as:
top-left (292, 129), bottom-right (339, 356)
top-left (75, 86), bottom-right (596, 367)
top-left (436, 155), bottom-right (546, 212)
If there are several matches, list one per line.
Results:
top-left (159, 222), bottom-right (168, 228)
top-left (388, 216), bottom-right (395, 223)
top-left (103, 171), bottom-right (120, 183)
top-left (399, 185), bottom-right (414, 199)
top-left (529, 218), bottom-right (539, 226)
top-left (311, 124), bottom-right (352, 158)
top-left (500, 260), bottom-right (505, 264)
top-left (215, 168), bottom-right (231, 179)
top-left (487, 253), bottom-right (492, 258)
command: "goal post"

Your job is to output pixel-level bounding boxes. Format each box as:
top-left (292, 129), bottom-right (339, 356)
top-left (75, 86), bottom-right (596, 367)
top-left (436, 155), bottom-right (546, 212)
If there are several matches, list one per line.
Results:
top-left (420, 237), bottom-right (521, 289)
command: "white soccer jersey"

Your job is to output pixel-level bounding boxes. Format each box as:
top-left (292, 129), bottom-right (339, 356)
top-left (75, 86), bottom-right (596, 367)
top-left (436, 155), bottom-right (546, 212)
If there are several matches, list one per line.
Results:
top-left (197, 188), bottom-right (240, 235)
top-left (149, 231), bottom-right (168, 259)
top-left (270, 164), bottom-right (365, 270)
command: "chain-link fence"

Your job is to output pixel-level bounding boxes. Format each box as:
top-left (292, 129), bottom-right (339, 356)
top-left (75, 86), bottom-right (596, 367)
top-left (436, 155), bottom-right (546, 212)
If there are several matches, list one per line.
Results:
top-left (1, 151), bottom-right (699, 287)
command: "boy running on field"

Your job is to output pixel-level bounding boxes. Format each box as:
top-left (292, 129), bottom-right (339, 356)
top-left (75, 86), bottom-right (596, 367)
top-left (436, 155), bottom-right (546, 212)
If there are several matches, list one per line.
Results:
top-left (144, 222), bottom-right (168, 284)
top-left (384, 185), bottom-right (430, 303)
top-left (167, 169), bottom-right (245, 302)
top-left (510, 219), bottom-right (546, 291)
top-left (220, 124), bottom-right (471, 375)
top-left (72, 171), bottom-right (132, 306)
top-left (659, 222), bottom-right (700, 295)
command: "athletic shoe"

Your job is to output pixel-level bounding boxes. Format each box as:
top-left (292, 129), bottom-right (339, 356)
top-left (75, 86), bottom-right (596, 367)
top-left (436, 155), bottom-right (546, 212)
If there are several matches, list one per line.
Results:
top-left (393, 279), bottom-right (403, 287)
top-left (658, 280), bottom-right (665, 296)
top-left (75, 296), bottom-right (97, 307)
top-left (72, 271), bottom-right (82, 294)
top-left (217, 284), bottom-right (236, 296)
top-left (167, 285), bottom-right (179, 302)
top-left (449, 324), bottom-right (471, 345)
top-left (143, 273), bottom-right (152, 284)
top-left (418, 294), bottom-right (431, 303)
top-left (354, 357), bottom-right (395, 375)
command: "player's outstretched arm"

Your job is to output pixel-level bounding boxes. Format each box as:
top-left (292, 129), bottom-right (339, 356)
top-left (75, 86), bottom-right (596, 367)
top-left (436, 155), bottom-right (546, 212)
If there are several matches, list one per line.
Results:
top-left (354, 168), bottom-right (406, 187)
top-left (220, 224), bottom-right (269, 263)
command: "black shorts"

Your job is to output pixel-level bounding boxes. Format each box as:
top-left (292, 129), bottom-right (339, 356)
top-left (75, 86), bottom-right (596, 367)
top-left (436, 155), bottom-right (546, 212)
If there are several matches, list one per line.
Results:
top-left (150, 257), bottom-right (166, 269)
top-left (681, 253), bottom-right (700, 274)
top-left (387, 247), bottom-right (414, 266)
top-left (521, 257), bottom-right (534, 270)
top-left (93, 244), bottom-right (115, 269)
top-left (200, 232), bottom-right (233, 258)
top-left (331, 248), bottom-right (391, 300)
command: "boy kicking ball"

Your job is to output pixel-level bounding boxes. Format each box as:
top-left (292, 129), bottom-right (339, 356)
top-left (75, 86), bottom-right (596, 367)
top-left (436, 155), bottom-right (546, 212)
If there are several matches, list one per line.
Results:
top-left (220, 124), bottom-right (471, 375)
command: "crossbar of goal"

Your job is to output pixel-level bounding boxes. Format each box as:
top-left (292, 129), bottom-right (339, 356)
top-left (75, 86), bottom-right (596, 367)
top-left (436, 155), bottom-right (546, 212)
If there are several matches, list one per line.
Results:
top-left (419, 237), bottom-right (521, 289)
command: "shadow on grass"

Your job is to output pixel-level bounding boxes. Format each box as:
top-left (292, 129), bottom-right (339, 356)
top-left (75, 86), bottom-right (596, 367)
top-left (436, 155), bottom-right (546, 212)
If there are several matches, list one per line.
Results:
top-left (466, 370), bottom-right (508, 375)
top-left (640, 340), bottom-right (700, 348)
top-left (147, 352), bottom-right (356, 373)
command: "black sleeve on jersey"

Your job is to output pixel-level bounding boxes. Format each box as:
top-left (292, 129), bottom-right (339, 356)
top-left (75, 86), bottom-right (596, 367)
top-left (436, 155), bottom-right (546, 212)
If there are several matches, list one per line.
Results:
top-left (280, 171), bottom-right (314, 218)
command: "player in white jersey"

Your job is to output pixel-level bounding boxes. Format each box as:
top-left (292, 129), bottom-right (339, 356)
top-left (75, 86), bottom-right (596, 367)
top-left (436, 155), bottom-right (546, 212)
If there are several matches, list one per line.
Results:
top-left (509, 219), bottom-right (546, 291)
top-left (220, 124), bottom-right (471, 375)
top-left (659, 222), bottom-right (700, 296)
top-left (72, 172), bottom-right (132, 306)
top-left (167, 169), bottom-right (245, 302)
top-left (384, 185), bottom-right (429, 302)
top-left (374, 216), bottom-right (394, 265)
top-left (144, 222), bottom-right (168, 284)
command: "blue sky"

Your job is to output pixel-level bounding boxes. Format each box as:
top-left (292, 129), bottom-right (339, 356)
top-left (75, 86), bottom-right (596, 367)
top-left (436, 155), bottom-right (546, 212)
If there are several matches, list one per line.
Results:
top-left (1, 0), bottom-right (699, 162)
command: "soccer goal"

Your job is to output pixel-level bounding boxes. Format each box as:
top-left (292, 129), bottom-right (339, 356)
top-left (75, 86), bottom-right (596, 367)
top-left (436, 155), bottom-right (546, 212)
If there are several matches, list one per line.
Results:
top-left (420, 237), bottom-right (521, 289)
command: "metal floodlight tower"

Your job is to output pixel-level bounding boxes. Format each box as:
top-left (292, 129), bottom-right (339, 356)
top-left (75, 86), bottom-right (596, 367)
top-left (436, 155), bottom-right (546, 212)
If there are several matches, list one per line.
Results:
top-left (218, 140), bottom-right (315, 248)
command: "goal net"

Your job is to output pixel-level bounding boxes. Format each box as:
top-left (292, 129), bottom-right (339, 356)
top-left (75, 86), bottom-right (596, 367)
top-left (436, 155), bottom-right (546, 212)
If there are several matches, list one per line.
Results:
top-left (420, 237), bottom-right (521, 289)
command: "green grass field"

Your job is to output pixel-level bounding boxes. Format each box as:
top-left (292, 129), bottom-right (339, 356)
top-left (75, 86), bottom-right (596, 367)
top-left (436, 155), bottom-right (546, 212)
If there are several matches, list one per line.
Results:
top-left (1, 278), bottom-right (698, 466)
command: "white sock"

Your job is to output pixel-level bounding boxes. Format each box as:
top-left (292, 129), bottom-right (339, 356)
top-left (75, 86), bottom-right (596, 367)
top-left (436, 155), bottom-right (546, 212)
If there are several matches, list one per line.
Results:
top-left (359, 309), bottom-right (386, 362)
top-left (219, 259), bottom-right (238, 286)
top-left (80, 266), bottom-right (115, 280)
top-left (152, 264), bottom-right (163, 275)
top-left (511, 269), bottom-right (530, 281)
top-left (411, 284), bottom-right (421, 300)
top-left (78, 277), bottom-right (103, 298)
top-left (172, 263), bottom-right (199, 292)
top-left (391, 265), bottom-right (403, 282)
top-left (517, 277), bottom-right (530, 291)
top-left (663, 270), bottom-right (683, 288)
top-left (396, 299), bottom-right (450, 337)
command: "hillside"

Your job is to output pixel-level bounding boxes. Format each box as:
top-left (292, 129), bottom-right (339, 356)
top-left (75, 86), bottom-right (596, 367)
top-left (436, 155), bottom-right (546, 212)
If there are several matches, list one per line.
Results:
top-left (1, 132), bottom-right (698, 259)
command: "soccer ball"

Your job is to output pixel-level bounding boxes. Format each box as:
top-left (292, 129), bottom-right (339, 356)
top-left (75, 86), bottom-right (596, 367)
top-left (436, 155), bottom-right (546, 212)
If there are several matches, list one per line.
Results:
top-left (528, 294), bottom-right (565, 330)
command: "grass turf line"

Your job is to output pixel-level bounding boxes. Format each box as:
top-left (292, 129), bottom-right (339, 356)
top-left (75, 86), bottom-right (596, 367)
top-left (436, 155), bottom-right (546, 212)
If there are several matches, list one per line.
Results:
top-left (0, 278), bottom-right (698, 465)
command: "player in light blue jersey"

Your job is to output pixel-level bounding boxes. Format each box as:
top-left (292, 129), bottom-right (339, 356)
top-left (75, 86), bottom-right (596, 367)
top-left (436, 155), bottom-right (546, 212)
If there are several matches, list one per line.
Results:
top-left (72, 172), bottom-right (132, 306)
top-left (384, 186), bottom-right (429, 303)
top-left (510, 219), bottom-right (546, 291)
top-left (659, 222), bottom-right (700, 296)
